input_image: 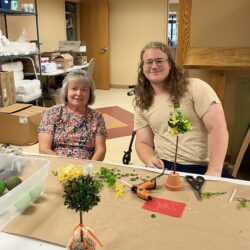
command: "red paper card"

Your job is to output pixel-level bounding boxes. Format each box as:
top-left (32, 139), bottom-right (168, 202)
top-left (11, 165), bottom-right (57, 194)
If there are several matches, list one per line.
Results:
top-left (142, 197), bottom-right (186, 217)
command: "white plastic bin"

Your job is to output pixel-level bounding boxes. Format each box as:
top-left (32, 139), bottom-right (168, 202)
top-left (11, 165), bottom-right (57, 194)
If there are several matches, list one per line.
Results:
top-left (0, 154), bottom-right (50, 229)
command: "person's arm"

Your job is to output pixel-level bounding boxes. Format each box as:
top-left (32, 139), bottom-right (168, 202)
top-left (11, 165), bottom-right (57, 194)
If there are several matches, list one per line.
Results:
top-left (91, 135), bottom-right (106, 161)
top-left (202, 103), bottom-right (229, 176)
top-left (38, 133), bottom-right (57, 156)
top-left (135, 125), bottom-right (164, 169)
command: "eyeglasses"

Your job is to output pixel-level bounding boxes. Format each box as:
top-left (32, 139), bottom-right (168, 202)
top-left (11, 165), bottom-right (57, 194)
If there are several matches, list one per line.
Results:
top-left (143, 58), bottom-right (168, 68)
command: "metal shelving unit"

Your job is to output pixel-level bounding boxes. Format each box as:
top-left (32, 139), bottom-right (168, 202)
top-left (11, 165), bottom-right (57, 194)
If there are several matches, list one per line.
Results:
top-left (0, 0), bottom-right (42, 105)
top-left (0, 0), bottom-right (40, 70)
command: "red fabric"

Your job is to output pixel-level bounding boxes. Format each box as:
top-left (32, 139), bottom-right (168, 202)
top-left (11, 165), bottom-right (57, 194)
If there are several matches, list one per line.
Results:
top-left (142, 197), bottom-right (186, 217)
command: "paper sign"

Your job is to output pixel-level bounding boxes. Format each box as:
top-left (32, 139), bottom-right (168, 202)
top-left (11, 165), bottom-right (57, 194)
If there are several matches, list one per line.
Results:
top-left (142, 197), bottom-right (186, 217)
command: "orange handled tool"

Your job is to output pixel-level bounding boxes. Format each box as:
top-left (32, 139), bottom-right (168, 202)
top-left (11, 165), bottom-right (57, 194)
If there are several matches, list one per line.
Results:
top-left (122, 179), bottom-right (157, 201)
top-left (132, 186), bottom-right (152, 201)
top-left (131, 179), bottom-right (156, 201)
top-left (137, 180), bottom-right (156, 190)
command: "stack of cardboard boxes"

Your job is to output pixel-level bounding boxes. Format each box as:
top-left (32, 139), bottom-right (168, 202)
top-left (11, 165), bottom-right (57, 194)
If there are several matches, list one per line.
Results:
top-left (59, 41), bottom-right (87, 66)
top-left (0, 71), bottom-right (47, 145)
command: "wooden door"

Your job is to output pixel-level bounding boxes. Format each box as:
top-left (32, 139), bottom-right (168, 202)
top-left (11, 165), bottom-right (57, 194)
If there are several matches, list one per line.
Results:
top-left (80, 0), bottom-right (110, 89)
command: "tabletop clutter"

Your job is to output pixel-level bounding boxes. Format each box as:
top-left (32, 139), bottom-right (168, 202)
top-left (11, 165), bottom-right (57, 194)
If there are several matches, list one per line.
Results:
top-left (40, 41), bottom-right (87, 74)
top-left (0, 153), bottom-right (250, 250)
top-left (1, 105), bottom-right (250, 249)
top-left (0, 0), bottom-right (34, 12)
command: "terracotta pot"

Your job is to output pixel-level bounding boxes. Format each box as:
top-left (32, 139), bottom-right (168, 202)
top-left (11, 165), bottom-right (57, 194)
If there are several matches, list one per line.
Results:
top-left (165, 172), bottom-right (183, 191)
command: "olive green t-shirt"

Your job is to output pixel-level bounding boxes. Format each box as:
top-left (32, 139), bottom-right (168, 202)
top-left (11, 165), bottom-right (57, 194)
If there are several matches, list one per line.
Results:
top-left (134, 78), bottom-right (221, 165)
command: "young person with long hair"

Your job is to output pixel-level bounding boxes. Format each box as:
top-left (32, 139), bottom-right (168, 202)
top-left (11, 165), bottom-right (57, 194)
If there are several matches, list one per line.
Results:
top-left (134, 41), bottom-right (231, 177)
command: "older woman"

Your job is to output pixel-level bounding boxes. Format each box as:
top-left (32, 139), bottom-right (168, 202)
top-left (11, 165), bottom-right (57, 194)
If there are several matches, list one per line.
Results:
top-left (38, 69), bottom-right (107, 160)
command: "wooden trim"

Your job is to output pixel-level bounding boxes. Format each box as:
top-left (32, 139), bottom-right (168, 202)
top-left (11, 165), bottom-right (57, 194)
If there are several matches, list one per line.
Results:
top-left (110, 84), bottom-right (130, 89)
top-left (176, 0), bottom-right (192, 68)
top-left (210, 71), bottom-right (226, 105)
top-left (232, 127), bottom-right (250, 177)
top-left (184, 47), bottom-right (250, 70)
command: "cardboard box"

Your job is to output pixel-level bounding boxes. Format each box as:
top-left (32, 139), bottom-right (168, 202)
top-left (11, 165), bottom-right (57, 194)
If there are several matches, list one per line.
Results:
top-left (52, 53), bottom-right (74, 69)
top-left (59, 41), bottom-right (81, 52)
top-left (0, 71), bottom-right (16, 107)
top-left (41, 51), bottom-right (61, 62)
top-left (0, 103), bottom-right (47, 145)
top-left (70, 52), bottom-right (87, 65)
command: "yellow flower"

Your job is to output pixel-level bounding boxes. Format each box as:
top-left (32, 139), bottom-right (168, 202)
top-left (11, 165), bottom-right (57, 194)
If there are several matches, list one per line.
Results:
top-left (115, 183), bottom-right (124, 198)
top-left (57, 164), bottom-right (84, 185)
top-left (168, 108), bottom-right (191, 134)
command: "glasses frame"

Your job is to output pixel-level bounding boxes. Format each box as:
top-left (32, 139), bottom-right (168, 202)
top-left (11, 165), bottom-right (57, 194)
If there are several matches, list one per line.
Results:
top-left (143, 58), bottom-right (168, 69)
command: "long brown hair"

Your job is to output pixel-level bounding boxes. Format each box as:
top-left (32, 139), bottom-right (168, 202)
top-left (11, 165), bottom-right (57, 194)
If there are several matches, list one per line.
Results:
top-left (134, 41), bottom-right (188, 110)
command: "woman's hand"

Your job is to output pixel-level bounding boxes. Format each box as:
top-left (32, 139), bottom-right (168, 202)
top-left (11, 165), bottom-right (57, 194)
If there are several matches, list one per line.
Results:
top-left (147, 156), bottom-right (165, 169)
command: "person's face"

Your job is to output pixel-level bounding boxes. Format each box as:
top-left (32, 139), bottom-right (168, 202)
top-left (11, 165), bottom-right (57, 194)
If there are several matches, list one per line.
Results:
top-left (67, 80), bottom-right (90, 107)
top-left (142, 48), bottom-right (171, 85)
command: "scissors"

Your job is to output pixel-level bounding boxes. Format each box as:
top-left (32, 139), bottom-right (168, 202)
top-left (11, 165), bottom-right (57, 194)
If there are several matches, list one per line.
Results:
top-left (185, 175), bottom-right (205, 200)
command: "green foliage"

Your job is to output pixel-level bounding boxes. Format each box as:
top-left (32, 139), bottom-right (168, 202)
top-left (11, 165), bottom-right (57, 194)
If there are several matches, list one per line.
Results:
top-left (201, 192), bottom-right (227, 199)
top-left (236, 198), bottom-right (248, 208)
top-left (239, 200), bottom-right (247, 208)
top-left (95, 167), bottom-right (116, 188)
top-left (63, 175), bottom-right (101, 213)
top-left (168, 108), bottom-right (191, 134)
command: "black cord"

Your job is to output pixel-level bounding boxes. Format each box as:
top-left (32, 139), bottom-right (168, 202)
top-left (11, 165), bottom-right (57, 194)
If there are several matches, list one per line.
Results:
top-left (151, 166), bottom-right (168, 181)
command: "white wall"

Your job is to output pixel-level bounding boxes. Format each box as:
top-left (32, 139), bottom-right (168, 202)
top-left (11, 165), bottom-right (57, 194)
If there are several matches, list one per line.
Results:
top-left (191, 0), bottom-right (250, 47)
top-left (0, 0), bottom-right (66, 52)
top-left (109, 0), bottom-right (168, 87)
top-left (189, 0), bottom-right (250, 162)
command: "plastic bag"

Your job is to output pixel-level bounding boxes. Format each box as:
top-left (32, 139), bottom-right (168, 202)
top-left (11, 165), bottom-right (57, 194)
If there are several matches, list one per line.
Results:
top-left (16, 28), bottom-right (30, 43)
top-left (66, 224), bottom-right (103, 250)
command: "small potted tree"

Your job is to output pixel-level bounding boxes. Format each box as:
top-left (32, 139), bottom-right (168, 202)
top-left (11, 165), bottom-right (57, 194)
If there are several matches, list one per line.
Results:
top-left (64, 174), bottom-right (103, 250)
top-left (165, 109), bottom-right (191, 191)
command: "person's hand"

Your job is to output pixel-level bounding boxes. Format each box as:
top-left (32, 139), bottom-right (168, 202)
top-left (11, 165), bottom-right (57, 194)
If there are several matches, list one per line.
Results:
top-left (147, 156), bottom-right (164, 169)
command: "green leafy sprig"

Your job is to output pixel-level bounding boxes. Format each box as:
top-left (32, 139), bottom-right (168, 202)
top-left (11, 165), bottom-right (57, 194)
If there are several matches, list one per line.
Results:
top-left (201, 192), bottom-right (227, 199)
top-left (235, 198), bottom-right (250, 208)
top-left (168, 108), bottom-right (191, 173)
top-left (95, 167), bottom-right (117, 188)
top-left (168, 108), bottom-right (191, 134)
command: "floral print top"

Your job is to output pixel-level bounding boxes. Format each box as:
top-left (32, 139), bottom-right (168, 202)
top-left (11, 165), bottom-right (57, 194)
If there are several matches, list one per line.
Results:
top-left (38, 104), bottom-right (107, 159)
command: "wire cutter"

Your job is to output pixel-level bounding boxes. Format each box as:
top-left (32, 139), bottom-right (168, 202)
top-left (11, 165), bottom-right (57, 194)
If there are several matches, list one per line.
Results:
top-left (185, 175), bottom-right (205, 200)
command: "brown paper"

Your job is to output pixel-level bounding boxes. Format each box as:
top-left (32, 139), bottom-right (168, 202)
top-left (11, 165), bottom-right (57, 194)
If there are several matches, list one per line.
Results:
top-left (3, 157), bottom-right (250, 249)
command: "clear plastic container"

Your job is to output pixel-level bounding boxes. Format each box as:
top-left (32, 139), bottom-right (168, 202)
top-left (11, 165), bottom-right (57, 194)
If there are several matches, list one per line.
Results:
top-left (0, 154), bottom-right (50, 229)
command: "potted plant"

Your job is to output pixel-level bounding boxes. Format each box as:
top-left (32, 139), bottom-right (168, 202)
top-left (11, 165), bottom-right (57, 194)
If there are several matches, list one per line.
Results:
top-left (165, 108), bottom-right (191, 191)
top-left (64, 174), bottom-right (103, 250)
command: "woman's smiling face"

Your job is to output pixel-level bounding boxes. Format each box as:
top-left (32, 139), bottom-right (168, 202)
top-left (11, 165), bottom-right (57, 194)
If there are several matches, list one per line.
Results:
top-left (67, 80), bottom-right (90, 107)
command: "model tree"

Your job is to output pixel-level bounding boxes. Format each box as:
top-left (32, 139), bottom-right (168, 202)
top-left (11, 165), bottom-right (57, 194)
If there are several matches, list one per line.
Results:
top-left (166, 108), bottom-right (191, 191)
top-left (168, 109), bottom-right (191, 173)
top-left (64, 174), bottom-right (103, 250)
